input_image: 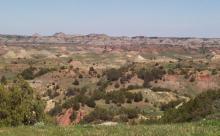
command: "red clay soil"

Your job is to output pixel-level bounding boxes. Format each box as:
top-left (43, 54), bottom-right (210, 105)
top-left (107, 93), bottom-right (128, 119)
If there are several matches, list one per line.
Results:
top-left (57, 108), bottom-right (73, 126)
top-left (57, 109), bottom-right (85, 126)
top-left (195, 74), bottom-right (218, 91)
top-left (164, 75), bottom-right (178, 81)
top-left (196, 74), bottom-right (212, 81)
top-left (0, 48), bottom-right (6, 55)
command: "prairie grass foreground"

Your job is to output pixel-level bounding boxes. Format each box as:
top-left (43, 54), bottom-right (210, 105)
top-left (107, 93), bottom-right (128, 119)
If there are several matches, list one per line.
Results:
top-left (0, 120), bottom-right (219, 136)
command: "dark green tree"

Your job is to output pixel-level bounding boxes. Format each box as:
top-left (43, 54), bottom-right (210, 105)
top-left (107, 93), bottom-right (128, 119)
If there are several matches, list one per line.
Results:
top-left (0, 76), bottom-right (7, 85)
top-left (0, 76), bottom-right (45, 126)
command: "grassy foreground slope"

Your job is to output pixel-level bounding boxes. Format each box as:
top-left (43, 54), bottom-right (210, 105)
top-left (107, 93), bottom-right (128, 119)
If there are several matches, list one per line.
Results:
top-left (0, 121), bottom-right (219, 136)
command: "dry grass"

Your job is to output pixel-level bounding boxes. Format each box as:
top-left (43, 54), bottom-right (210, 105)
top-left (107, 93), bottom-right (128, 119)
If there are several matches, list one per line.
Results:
top-left (0, 121), bottom-right (219, 136)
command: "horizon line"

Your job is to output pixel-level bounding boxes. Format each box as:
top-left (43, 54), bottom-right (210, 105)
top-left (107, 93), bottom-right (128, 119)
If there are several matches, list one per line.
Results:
top-left (1, 32), bottom-right (220, 39)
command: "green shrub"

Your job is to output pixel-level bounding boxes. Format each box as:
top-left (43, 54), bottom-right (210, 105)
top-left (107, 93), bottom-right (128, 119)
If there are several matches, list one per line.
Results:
top-left (162, 90), bottom-right (220, 123)
top-left (48, 103), bottom-right (62, 116)
top-left (0, 76), bottom-right (7, 85)
top-left (62, 98), bottom-right (75, 109)
top-left (73, 80), bottom-right (79, 85)
top-left (127, 85), bottom-right (142, 90)
top-left (75, 94), bottom-right (89, 106)
top-left (114, 83), bottom-right (120, 88)
top-left (105, 98), bottom-right (110, 104)
top-left (78, 74), bottom-right (83, 79)
top-left (89, 67), bottom-right (95, 72)
top-left (70, 112), bottom-right (77, 121)
top-left (66, 87), bottom-right (78, 97)
top-left (83, 107), bottom-right (113, 123)
top-left (144, 98), bottom-right (149, 103)
top-left (151, 87), bottom-right (172, 92)
top-left (92, 90), bottom-right (105, 100)
top-left (138, 68), bottom-right (166, 88)
top-left (127, 98), bottom-right (132, 104)
top-left (72, 101), bottom-right (80, 111)
top-left (20, 67), bottom-right (36, 80)
top-left (119, 114), bottom-right (129, 122)
top-left (160, 99), bottom-right (183, 111)
top-left (62, 97), bottom-right (80, 110)
top-left (211, 69), bottom-right (218, 75)
top-left (120, 76), bottom-right (126, 84)
top-left (106, 68), bottom-right (122, 81)
top-left (134, 92), bottom-right (143, 102)
top-left (105, 90), bottom-right (126, 104)
top-left (123, 108), bottom-right (139, 119)
top-left (47, 89), bottom-right (60, 99)
top-left (0, 76), bottom-right (45, 126)
top-left (86, 98), bottom-right (96, 108)
top-left (21, 67), bottom-right (55, 80)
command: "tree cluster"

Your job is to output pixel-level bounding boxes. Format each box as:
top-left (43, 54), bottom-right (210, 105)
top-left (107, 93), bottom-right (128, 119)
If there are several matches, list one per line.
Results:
top-left (0, 76), bottom-right (45, 126)
top-left (162, 89), bottom-right (220, 123)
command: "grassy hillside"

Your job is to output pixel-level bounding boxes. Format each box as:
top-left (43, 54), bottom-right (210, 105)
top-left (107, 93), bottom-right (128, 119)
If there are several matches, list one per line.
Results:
top-left (1, 45), bottom-right (220, 128)
top-left (162, 90), bottom-right (220, 123)
top-left (0, 120), bottom-right (219, 136)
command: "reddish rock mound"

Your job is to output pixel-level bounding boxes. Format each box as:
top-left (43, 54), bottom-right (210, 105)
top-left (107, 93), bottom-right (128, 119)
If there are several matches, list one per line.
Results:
top-left (57, 108), bottom-right (73, 126)
top-left (57, 109), bottom-right (85, 126)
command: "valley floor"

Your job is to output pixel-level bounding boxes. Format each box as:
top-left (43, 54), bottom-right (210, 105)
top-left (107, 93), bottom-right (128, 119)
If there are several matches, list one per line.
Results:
top-left (0, 121), bottom-right (219, 136)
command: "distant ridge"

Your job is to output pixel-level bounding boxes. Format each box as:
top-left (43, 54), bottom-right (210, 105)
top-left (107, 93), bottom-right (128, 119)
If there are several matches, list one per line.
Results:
top-left (0, 33), bottom-right (220, 48)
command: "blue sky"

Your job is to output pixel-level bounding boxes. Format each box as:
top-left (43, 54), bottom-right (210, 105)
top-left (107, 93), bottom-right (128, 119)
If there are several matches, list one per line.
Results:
top-left (0, 0), bottom-right (220, 37)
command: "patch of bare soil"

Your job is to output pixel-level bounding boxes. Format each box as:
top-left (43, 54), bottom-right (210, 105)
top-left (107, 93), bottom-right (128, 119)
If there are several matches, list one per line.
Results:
top-left (195, 71), bottom-right (219, 91)
top-left (151, 75), bottom-right (183, 92)
top-left (69, 60), bottom-right (82, 67)
top-left (44, 100), bottom-right (55, 113)
top-left (144, 89), bottom-right (178, 104)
